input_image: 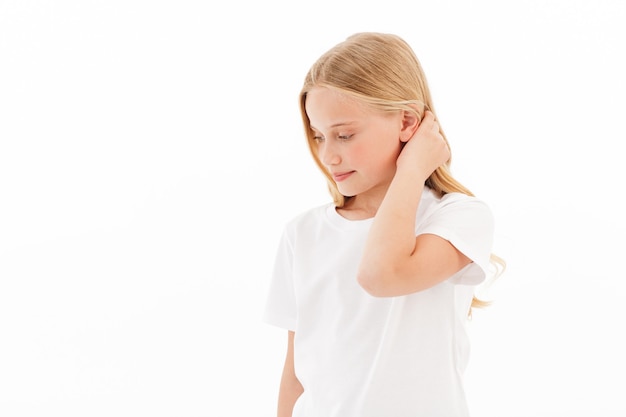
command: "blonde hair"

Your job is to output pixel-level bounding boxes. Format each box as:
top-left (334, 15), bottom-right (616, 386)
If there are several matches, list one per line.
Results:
top-left (299, 32), bottom-right (505, 310)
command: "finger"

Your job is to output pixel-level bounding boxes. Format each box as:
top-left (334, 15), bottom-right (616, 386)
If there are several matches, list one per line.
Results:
top-left (422, 110), bottom-right (435, 124)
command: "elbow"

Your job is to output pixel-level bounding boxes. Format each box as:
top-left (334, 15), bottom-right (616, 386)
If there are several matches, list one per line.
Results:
top-left (357, 268), bottom-right (392, 297)
top-left (356, 273), bottom-right (377, 296)
top-left (357, 263), bottom-right (429, 297)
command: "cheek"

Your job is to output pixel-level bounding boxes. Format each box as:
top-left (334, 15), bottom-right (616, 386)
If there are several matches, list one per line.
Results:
top-left (377, 130), bottom-right (404, 159)
top-left (349, 143), bottom-right (369, 162)
top-left (358, 139), bottom-right (402, 170)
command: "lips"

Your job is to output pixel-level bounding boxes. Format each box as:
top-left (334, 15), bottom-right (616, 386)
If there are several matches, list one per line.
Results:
top-left (332, 171), bottom-right (354, 182)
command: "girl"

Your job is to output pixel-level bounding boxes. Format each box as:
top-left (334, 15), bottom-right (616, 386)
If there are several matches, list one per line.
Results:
top-left (264, 32), bottom-right (503, 417)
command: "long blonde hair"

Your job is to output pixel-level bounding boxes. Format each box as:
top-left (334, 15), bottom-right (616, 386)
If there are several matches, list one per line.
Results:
top-left (299, 32), bottom-right (505, 309)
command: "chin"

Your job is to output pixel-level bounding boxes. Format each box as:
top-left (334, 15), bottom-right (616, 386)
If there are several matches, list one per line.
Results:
top-left (336, 186), bottom-right (357, 198)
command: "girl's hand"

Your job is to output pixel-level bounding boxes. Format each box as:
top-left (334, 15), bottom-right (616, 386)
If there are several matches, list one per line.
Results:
top-left (396, 111), bottom-right (450, 182)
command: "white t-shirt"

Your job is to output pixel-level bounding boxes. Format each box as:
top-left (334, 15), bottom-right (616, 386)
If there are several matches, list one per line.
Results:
top-left (263, 188), bottom-right (494, 417)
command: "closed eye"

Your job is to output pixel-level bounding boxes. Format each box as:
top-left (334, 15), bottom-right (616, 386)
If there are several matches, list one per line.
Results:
top-left (338, 134), bottom-right (353, 140)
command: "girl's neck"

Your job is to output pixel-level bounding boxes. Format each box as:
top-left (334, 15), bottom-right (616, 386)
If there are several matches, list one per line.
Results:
top-left (336, 193), bottom-right (385, 220)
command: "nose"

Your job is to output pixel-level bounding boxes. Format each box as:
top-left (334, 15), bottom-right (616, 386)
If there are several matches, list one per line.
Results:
top-left (318, 140), bottom-right (341, 167)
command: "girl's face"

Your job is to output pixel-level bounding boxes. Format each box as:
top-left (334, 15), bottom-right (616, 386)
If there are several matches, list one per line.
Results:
top-left (305, 87), bottom-right (404, 210)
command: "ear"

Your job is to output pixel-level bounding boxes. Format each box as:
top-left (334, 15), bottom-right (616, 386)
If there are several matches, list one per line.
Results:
top-left (399, 108), bottom-right (421, 143)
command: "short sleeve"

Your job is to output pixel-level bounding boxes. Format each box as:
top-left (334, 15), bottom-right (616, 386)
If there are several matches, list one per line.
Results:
top-left (262, 228), bottom-right (298, 331)
top-left (417, 195), bottom-right (494, 285)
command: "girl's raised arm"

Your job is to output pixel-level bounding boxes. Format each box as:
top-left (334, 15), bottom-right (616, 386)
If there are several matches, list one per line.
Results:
top-left (357, 111), bottom-right (471, 297)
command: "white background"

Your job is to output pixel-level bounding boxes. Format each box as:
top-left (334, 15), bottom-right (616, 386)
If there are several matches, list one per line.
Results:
top-left (1, 1), bottom-right (625, 416)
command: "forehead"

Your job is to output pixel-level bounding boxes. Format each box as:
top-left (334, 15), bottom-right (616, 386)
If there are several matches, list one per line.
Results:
top-left (305, 87), bottom-right (371, 130)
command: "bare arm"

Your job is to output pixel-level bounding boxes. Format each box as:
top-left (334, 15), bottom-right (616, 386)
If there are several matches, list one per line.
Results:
top-left (357, 111), bottom-right (471, 297)
top-left (277, 331), bottom-right (303, 417)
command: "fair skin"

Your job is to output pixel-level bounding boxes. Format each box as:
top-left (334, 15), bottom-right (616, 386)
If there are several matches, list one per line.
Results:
top-left (277, 86), bottom-right (473, 415)
top-left (305, 86), bottom-right (471, 297)
top-left (277, 331), bottom-right (303, 417)
top-left (307, 87), bottom-right (404, 220)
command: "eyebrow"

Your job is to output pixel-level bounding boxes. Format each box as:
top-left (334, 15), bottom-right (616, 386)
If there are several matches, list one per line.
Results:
top-left (310, 121), bottom-right (356, 131)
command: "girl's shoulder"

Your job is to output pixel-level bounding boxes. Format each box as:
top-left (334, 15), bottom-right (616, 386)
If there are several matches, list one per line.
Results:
top-left (282, 202), bottom-right (334, 231)
top-left (289, 202), bottom-right (333, 222)
top-left (418, 188), bottom-right (493, 225)
top-left (423, 188), bottom-right (490, 211)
